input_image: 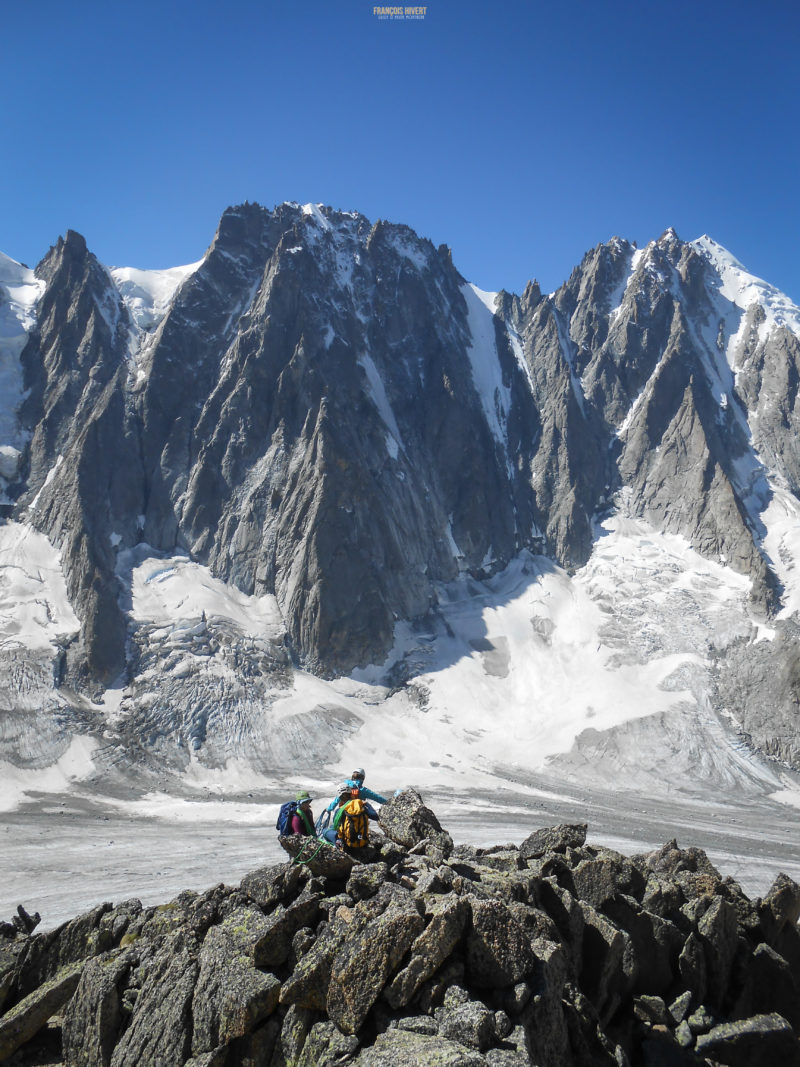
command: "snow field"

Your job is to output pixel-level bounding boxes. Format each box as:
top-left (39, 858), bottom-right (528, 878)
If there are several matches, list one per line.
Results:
top-left (0, 522), bottom-right (80, 654)
top-left (110, 261), bottom-right (201, 334)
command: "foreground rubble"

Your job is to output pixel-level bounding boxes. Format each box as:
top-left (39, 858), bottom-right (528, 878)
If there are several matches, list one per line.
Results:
top-left (2, 789), bottom-right (800, 1065)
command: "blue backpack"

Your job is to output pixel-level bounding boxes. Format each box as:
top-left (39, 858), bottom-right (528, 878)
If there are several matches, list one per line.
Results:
top-left (276, 801), bottom-right (298, 835)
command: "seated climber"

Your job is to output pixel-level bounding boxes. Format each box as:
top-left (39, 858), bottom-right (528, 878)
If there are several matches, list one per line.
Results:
top-left (321, 783), bottom-right (370, 849)
top-left (320, 768), bottom-right (386, 827)
top-left (321, 784), bottom-right (355, 842)
top-left (289, 791), bottom-right (316, 836)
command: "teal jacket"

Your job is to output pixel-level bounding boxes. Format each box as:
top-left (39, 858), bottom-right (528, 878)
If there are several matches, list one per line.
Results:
top-left (325, 780), bottom-right (387, 813)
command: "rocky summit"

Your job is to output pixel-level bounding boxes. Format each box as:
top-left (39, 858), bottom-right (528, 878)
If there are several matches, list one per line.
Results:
top-left (2, 791), bottom-right (800, 1066)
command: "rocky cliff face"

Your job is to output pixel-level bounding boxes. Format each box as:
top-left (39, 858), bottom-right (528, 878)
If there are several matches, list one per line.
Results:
top-left (10, 204), bottom-right (560, 683)
top-left (8, 207), bottom-right (800, 681)
top-left (2, 204), bottom-right (800, 780)
top-left (3, 792), bottom-right (800, 1066)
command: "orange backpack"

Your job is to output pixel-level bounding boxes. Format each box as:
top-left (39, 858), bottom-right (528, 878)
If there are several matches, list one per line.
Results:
top-left (335, 797), bottom-right (369, 848)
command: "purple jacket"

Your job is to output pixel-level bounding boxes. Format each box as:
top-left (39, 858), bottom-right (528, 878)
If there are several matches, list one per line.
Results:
top-left (291, 808), bottom-right (314, 836)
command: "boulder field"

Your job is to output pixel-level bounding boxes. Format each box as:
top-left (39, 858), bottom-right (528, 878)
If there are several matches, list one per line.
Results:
top-left (2, 790), bottom-right (800, 1066)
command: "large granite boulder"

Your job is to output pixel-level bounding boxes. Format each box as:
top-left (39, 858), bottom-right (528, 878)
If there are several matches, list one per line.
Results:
top-left (326, 893), bottom-right (425, 1033)
top-left (378, 789), bottom-right (453, 856)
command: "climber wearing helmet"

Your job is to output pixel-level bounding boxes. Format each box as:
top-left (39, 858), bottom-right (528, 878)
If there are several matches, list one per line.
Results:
top-left (346, 769), bottom-right (387, 807)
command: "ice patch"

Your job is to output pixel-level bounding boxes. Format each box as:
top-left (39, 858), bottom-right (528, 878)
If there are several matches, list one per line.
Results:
top-left (0, 736), bottom-right (98, 813)
top-left (301, 203), bottom-right (332, 231)
top-left (28, 455), bottom-right (64, 511)
top-left (0, 445), bottom-right (22, 482)
top-left (505, 323), bottom-right (534, 394)
top-left (553, 306), bottom-right (586, 415)
top-left (124, 550), bottom-right (283, 638)
top-left (269, 669), bottom-right (365, 724)
top-left (110, 261), bottom-right (201, 334)
top-left (390, 233), bottom-right (429, 270)
top-left (605, 243), bottom-right (638, 325)
top-left (0, 522), bottom-right (80, 653)
top-left (0, 252), bottom-right (44, 466)
top-left (692, 236), bottom-right (800, 344)
top-left (181, 756), bottom-right (281, 794)
top-left (769, 787), bottom-right (800, 810)
top-left (461, 283), bottom-right (512, 452)
top-left (760, 485), bottom-right (800, 617)
top-left (357, 353), bottom-right (404, 455)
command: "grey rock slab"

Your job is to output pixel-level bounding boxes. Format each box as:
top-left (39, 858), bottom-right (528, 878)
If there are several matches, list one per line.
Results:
top-left (0, 937), bottom-right (28, 1015)
top-left (272, 1004), bottom-right (318, 1067)
top-left (352, 1027), bottom-right (486, 1066)
top-left (694, 1012), bottom-right (800, 1066)
top-left (578, 901), bottom-right (630, 1021)
top-left (686, 1004), bottom-right (714, 1034)
top-left (278, 836), bottom-right (357, 878)
top-left (602, 893), bottom-right (683, 996)
top-left (396, 1014), bottom-right (439, 1035)
top-left (379, 789), bottom-right (453, 856)
top-left (641, 873), bottom-right (685, 919)
top-left (472, 851), bottom-right (524, 875)
top-left (696, 896), bottom-right (739, 1007)
top-left (62, 948), bottom-right (137, 1067)
top-left (346, 863), bottom-right (389, 901)
top-left (278, 920), bottom-right (344, 1013)
top-left (633, 994), bottom-right (670, 1026)
top-left (571, 851), bottom-right (645, 908)
top-left (17, 902), bottom-right (113, 996)
top-left (252, 891), bottom-right (321, 968)
top-left (109, 934), bottom-right (199, 1067)
top-left (760, 871), bottom-right (800, 942)
top-left (519, 823), bottom-right (588, 860)
top-left (465, 898), bottom-right (536, 989)
top-left (668, 990), bottom-right (693, 1024)
top-left (326, 896), bottom-right (425, 1033)
top-left (295, 1020), bottom-right (359, 1067)
top-left (492, 1010), bottom-right (512, 1040)
top-left (384, 894), bottom-right (470, 1009)
top-left (0, 958), bottom-right (83, 1062)
top-left (674, 1019), bottom-right (693, 1048)
top-left (677, 931), bottom-right (707, 1006)
top-left (732, 941), bottom-right (800, 1031)
top-left (239, 863), bottom-right (306, 911)
top-left (484, 1052), bottom-right (530, 1067)
top-left (192, 916), bottom-right (281, 1053)
top-left (184, 1049), bottom-right (229, 1067)
top-left (280, 891), bottom-right (395, 1014)
top-left (533, 878), bottom-right (585, 973)
top-left (436, 999), bottom-right (495, 1051)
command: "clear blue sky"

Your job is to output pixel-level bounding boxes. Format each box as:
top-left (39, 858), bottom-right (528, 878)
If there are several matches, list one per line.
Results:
top-left (2, 0), bottom-right (798, 301)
